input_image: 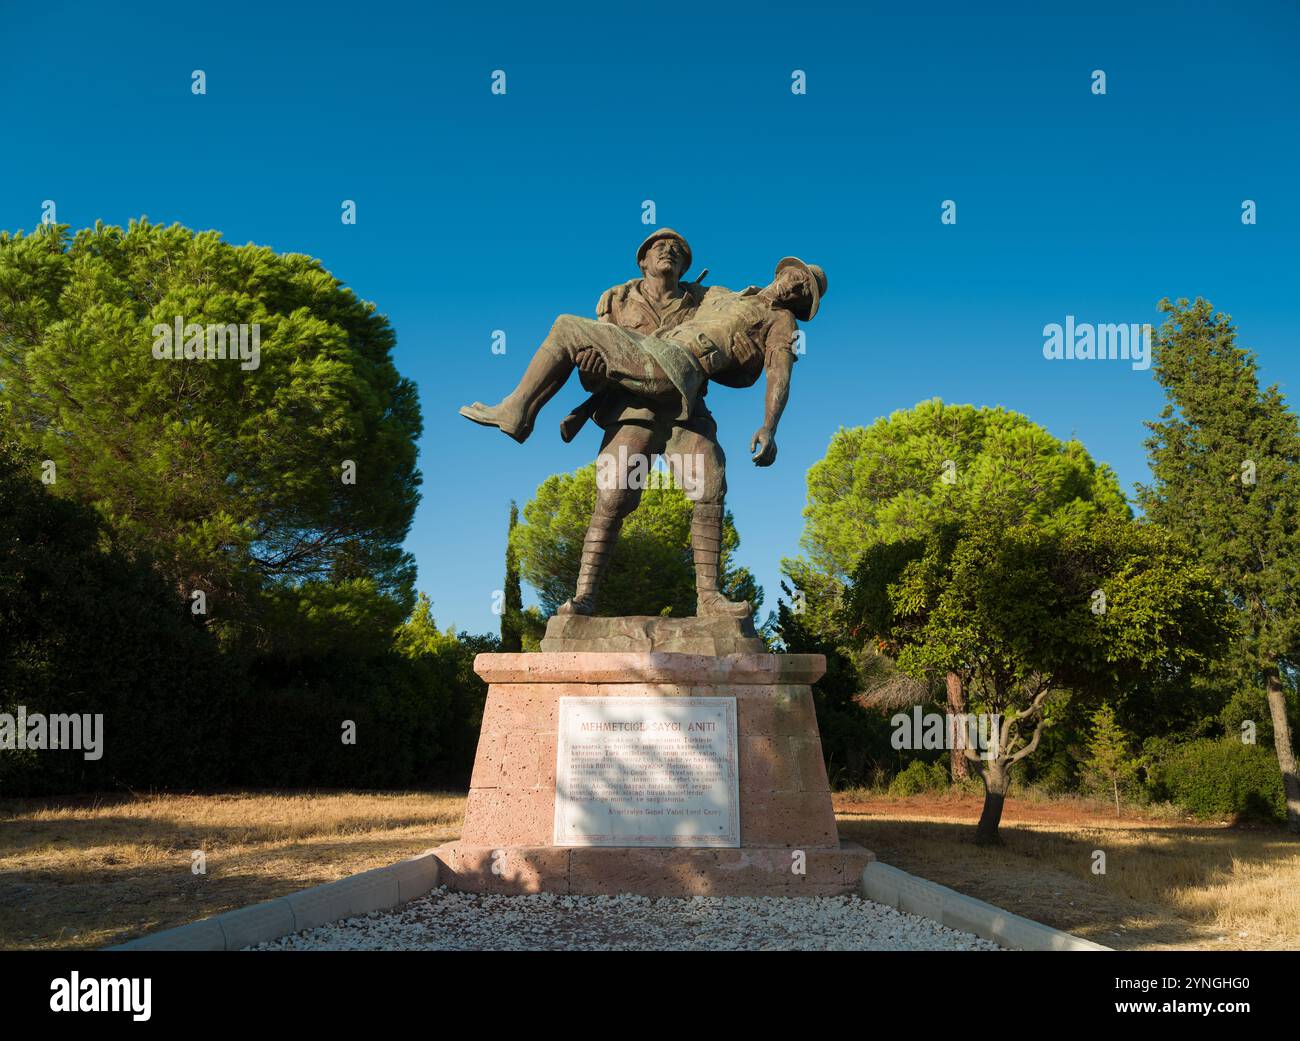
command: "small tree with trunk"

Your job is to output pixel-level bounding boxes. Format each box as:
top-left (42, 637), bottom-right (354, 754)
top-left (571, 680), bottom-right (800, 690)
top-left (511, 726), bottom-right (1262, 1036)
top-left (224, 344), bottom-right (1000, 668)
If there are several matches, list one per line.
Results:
top-left (786, 398), bottom-right (1129, 780)
top-left (1083, 703), bottom-right (1140, 816)
top-left (846, 516), bottom-right (1232, 844)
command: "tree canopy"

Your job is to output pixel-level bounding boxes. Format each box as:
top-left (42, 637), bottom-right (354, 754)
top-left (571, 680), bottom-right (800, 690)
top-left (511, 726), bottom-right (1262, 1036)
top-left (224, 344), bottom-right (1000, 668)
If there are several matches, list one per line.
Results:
top-left (777, 398), bottom-right (1134, 782)
top-left (512, 463), bottom-right (760, 618)
top-left (0, 220), bottom-right (423, 651)
top-left (796, 397), bottom-right (1130, 584)
top-left (845, 514), bottom-right (1233, 842)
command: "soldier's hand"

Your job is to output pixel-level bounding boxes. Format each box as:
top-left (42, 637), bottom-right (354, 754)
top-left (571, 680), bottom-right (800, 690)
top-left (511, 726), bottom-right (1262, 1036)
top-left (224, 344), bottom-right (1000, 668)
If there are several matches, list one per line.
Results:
top-left (731, 331), bottom-right (760, 367)
top-left (750, 426), bottom-right (778, 466)
top-left (576, 348), bottom-right (606, 376)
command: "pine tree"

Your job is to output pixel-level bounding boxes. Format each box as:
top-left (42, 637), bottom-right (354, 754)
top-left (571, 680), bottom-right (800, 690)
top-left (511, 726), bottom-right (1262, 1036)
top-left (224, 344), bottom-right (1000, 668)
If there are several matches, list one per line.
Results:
top-left (789, 398), bottom-right (1130, 781)
top-left (0, 220), bottom-right (423, 653)
top-left (1083, 703), bottom-right (1139, 817)
top-left (1138, 297), bottom-right (1300, 832)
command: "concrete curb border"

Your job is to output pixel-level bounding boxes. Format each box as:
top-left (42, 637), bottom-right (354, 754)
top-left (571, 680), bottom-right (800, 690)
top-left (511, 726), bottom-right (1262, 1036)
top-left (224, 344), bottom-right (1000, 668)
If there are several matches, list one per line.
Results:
top-left (861, 861), bottom-right (1111, 951)
top-left (107, 850), bottom-right (1107, 951)
top-left (107, 850), bottom-right (440, 951)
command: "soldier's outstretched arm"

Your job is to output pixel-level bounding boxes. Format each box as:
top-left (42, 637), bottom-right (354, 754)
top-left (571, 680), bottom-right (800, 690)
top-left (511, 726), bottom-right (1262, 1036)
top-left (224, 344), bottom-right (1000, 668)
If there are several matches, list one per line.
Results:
top-left (750, 333), bottom-right (794, 467)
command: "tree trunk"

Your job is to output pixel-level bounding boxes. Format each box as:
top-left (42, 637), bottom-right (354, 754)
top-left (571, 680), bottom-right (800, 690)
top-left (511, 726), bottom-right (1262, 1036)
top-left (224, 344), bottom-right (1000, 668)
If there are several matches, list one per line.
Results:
top-left (946, 670), bottom-right (968, 782)
top-left (1264, 666), bottom-right (1300, 833)
top-left (974, 758), bottom-right (1008, 845)
top-left (1112, 778), bottom-right (1120, 817)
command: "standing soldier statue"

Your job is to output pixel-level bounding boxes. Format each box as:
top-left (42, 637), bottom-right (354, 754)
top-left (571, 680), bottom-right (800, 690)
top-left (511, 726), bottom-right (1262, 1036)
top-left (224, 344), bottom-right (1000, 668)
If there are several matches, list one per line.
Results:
top-left (459, 230), bottom-right (825, 619)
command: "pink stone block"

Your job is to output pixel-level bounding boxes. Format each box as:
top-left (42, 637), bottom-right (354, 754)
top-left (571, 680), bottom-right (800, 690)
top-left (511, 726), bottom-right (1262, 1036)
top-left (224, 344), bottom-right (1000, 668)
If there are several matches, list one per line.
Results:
top-left (468, 724), bottom-right (507, 789)
top-left (484, 686), bottom-right (558, 732)
top-left (433, 842), bottom-right (875, 898)
top-left (435, 843), bottom-right (571, 895)
top-left (736, 696), bottom-right (777, 735)
top-left (498, 731), bottom-right (545, 789)
top-left (591, 682), bottom-right (693, 698)
top-left (770, 686), bottom-right (820, 738)
top-left (474, 652), bottom-right (826, 686)
top-left (460, 787), bottom-right (555, 846)
top-left (538, 731), bottom-right (558, 788)
top-left (740, 735), bottom-right (802, 793)
top-left (741, 792), bottom-right (839, 847)
top-left (795, 735), bottom-right (832, 793)
top-left (567, 848), bottom-right (724, 897)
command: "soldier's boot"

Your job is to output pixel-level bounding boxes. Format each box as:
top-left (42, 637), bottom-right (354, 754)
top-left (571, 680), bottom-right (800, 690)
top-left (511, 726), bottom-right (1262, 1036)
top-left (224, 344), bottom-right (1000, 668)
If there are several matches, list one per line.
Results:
top-left (556, 509), bottom-right (622, 616)
top-left (459, 342), bottom-right (573, 443)
top-left (693, 502), bottom-right (751, 618)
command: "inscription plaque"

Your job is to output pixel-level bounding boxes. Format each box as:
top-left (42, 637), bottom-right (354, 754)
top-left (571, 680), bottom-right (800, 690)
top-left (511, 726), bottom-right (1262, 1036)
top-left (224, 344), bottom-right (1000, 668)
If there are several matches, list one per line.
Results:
top-left (553, 696), bottom-right (740, 847)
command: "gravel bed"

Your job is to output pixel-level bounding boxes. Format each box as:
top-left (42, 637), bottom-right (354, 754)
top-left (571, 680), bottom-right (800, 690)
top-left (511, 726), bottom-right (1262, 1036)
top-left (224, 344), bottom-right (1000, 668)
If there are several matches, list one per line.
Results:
top-left (249, 888), bottom-right (1002, 951)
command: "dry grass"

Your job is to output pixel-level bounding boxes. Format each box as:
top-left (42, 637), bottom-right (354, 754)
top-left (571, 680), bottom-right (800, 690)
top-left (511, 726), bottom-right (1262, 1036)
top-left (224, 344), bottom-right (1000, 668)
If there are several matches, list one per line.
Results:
top-left (836, 795), bottom-right (1300, 950)
top-left (3, 788), bottom-right (1297, 951)
top-left (0, 790), bottom-right (465, 951)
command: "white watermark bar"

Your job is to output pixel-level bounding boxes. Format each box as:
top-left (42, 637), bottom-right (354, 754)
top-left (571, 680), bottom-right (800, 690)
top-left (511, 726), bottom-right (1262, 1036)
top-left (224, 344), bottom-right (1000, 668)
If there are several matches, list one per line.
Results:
top-left (1042, 315), bottom-right (1152, 371)
top-left (151, 316), bottom-right (261, 371)
top-left (890, 708), bottom-right (1001, 760)
top-left (0, 706), bottom-right (104, 760)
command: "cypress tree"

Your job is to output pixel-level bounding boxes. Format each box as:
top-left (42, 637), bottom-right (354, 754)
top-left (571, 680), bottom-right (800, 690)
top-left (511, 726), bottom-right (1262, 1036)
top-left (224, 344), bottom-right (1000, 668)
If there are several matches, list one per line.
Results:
top-left (1138, 297), bottom-right (1300, 832)
top-left (501, 502), bottom-right (524, 652)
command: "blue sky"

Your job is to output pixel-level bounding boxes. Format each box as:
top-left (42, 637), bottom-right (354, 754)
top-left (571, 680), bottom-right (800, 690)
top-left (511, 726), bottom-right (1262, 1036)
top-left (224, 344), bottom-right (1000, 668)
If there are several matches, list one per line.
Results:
top-left (3, 0), bottom-right (1297, 634)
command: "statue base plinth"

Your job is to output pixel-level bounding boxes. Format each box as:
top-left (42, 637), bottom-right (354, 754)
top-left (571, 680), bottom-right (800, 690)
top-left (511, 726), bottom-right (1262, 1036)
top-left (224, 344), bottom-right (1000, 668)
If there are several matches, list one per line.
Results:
top-left (433, 651), bottom-right (873, 897)
top-left (433, 842), bottom-right (873, 897)
top-left (538, 613), bottom-right (766, 654)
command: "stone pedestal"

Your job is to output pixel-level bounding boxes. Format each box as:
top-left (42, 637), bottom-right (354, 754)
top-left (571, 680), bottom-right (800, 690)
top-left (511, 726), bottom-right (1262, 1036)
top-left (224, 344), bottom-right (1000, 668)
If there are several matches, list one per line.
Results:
top-left (434, 650), bottom-right (873, 896)
top-left (539, 613), bottom-right (767, 655)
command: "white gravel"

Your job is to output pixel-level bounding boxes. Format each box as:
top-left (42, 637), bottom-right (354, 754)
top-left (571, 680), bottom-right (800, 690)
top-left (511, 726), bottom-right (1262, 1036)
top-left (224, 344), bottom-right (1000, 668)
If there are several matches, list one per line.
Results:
top-left (248, 888), bottom-right (1002, 951)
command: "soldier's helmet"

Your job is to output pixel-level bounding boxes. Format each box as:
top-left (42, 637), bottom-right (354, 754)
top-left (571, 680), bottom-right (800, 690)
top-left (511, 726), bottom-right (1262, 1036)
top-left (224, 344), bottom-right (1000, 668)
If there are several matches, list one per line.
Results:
top-left (636, 228), bottom-right (692, 276)
top-left (774, 257), bottom-right (827, 321)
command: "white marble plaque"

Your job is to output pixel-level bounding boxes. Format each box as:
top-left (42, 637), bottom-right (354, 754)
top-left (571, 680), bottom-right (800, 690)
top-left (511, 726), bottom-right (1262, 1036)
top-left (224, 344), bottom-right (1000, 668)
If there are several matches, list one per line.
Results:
top-left (553, 697), bottom-right (739, 847)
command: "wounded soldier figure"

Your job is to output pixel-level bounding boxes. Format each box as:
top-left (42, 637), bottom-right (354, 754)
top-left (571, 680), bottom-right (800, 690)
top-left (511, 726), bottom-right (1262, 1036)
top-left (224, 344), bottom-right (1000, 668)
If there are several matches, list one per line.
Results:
top-left (459, 251), bottom-right (826, 618)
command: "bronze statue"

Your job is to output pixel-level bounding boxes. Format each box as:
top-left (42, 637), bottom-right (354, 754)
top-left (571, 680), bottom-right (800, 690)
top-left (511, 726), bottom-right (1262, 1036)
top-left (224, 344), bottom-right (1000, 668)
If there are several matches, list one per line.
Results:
top-left (460, 230), bottom-right (826, 619)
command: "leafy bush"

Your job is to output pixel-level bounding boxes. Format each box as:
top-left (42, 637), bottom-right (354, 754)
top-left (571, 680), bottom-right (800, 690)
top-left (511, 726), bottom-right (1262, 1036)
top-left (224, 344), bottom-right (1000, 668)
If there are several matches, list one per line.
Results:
top-left (888, 758), bottom-right (950, 796)
top-left (229, 593), bottom-right (491, 789)
top-left (0, 439), bottom-right (234, 795)
top-left (1148, 738), bottom-right (1286, 822)
top-left (1029, 757), bottom-right (1078, 797)
top-left (1, 439), bottom-right (490, 794)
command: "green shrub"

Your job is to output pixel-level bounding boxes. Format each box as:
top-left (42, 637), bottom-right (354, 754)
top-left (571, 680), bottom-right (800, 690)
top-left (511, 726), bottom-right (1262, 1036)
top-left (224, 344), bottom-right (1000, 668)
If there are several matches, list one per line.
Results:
top-left (1148, 738), bottom-right (1286, 822)
top-left (888, 758), bottom-right (950, 796)
top-left (0, 439), bottom-right (234, 795)
top-left (1031, 756), bottom-right (1079, 796)
top-left (1, 437), bottom-right (491, 795)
